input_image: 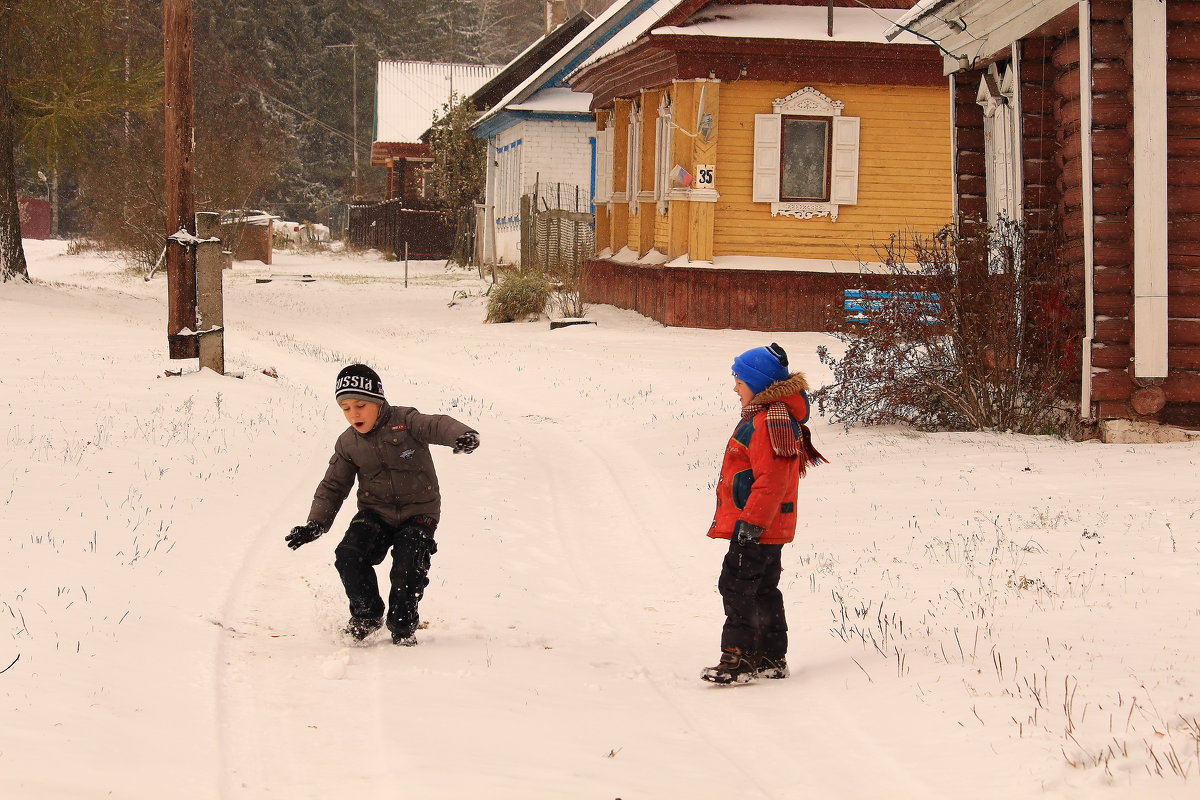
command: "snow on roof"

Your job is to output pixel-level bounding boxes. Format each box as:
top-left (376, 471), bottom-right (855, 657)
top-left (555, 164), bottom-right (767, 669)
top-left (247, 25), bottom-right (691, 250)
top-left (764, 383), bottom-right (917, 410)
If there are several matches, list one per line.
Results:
top-left (577, 0), bottom-right (678, 68)
top-left (507, 87), bottom-right (595, 114)
top-left (891, 0), bottom-right (959, 32)
top-left (652, 4), bottom-right (928, 44)
top-left (475, 0), bottom-right (661, 128)
top-left (375, 60), bottom-right (503, 144)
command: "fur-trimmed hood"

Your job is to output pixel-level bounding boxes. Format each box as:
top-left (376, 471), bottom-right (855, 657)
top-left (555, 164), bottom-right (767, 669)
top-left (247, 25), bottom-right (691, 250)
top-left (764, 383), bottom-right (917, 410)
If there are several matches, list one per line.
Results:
top-left (750, 371), bottom-right (809, 403)
top-left (751, 371), bottom-right (811, 415)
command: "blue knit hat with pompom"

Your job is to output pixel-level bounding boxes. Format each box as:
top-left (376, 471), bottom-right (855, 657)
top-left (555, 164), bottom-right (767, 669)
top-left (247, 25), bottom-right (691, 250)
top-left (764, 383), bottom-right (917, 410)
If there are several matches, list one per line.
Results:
top-left (732, 343), bottom-right (789, 395)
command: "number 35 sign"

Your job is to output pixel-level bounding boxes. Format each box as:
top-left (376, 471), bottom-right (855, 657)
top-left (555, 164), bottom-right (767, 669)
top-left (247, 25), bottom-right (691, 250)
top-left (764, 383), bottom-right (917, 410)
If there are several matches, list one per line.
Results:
top-left (695, 164), bottom-right (715, 188)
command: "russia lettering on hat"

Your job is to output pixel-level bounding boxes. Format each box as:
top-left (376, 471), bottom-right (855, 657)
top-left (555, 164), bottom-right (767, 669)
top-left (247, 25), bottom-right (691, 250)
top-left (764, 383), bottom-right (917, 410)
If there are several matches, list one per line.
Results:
top-left (334, 364), bottom-right (386, 405)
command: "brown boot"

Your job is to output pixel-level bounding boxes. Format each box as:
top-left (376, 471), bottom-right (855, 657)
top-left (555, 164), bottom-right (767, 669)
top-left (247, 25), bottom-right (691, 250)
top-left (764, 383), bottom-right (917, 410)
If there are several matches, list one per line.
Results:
top-left (756, 653), bottom-right (790, 679)
top-left (700, 648), bottom-right (757, 685)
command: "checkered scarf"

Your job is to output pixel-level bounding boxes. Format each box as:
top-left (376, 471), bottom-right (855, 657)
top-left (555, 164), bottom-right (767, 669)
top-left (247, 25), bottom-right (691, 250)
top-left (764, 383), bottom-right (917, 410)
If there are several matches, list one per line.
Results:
top-left (741, 402), bottom-right (828, 475)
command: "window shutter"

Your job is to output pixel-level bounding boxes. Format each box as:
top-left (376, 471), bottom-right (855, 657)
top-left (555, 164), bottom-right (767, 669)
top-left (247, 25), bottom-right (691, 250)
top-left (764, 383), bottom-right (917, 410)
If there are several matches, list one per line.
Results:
top-left (830, 116), bottom-right (860, 205)
top-left (602, 127), bottom-right (614, 201)
top-left (594, 129), bottom-right (611, 202)
top-left (753, 114), bottom-right (781, 203)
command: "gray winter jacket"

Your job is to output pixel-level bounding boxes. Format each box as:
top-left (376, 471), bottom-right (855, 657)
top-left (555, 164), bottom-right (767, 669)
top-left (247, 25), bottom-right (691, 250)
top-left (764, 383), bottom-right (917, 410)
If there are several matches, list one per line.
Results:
top-left (307, 403), bottom-right (475, 530)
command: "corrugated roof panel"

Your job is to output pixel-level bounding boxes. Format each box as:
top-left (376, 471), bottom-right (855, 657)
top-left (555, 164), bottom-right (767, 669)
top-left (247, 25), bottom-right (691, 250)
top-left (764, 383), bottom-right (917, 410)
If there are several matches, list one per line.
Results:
top-left (375, 60), bottom-right (503, 144)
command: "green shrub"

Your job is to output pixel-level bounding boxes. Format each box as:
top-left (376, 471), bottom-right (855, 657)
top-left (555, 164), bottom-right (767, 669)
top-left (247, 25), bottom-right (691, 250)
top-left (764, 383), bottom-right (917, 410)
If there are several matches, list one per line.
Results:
top-left (486, 271), bottom-right (550, 323)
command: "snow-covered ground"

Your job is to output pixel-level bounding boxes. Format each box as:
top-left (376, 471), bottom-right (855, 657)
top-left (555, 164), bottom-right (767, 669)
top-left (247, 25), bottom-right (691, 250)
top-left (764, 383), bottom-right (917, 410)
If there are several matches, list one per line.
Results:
top-left (2, 240), bottom-right (1198, 799)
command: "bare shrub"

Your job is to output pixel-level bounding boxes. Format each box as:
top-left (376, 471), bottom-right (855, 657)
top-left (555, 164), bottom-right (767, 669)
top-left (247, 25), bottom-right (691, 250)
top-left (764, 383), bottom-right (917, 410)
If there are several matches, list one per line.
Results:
top-left (813, 222), bottom-right (1082, 435)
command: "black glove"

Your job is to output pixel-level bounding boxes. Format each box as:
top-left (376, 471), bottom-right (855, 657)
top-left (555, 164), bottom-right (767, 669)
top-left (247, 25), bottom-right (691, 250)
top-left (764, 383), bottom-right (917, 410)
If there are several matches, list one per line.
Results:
top-left (734, 520), bottom-right (764, 546)
top-left (453, 431), bottom-right (480, 454)
top-left (285, 521), bottom-right (325, 550)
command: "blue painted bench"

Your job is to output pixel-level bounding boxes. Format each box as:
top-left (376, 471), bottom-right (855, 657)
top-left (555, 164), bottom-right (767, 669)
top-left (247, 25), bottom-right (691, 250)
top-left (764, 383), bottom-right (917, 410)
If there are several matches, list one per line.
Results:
top-left (843, 289), bottom-right (940, 324)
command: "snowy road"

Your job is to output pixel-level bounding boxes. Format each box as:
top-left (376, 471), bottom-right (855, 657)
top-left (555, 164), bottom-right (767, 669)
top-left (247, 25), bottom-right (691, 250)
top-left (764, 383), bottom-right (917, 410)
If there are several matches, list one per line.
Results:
top-left (206, 258), bottom-right (998, 798)
top-left (4, 243), bottom-right (1197, 799)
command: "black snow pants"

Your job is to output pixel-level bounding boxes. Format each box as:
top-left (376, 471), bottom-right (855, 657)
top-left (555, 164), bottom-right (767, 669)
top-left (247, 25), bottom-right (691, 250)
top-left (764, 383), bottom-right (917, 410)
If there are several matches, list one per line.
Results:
top-left (718, 539), bottom-right (787, 657)
top-left (333, 509), bottom-right (437, 638)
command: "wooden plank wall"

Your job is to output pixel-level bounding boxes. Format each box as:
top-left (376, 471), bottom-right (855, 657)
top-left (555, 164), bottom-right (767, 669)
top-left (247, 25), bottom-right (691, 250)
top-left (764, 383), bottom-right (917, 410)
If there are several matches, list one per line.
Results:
top-left (580, 259), bottom-right (935, 332)
top-left (713, 82), bottom-right (953, 261)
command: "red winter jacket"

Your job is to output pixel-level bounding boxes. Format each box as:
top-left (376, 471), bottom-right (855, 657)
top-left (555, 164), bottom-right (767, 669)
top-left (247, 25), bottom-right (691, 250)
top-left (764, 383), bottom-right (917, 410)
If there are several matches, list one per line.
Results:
top-left (708, 373), bottom-right (811, 546)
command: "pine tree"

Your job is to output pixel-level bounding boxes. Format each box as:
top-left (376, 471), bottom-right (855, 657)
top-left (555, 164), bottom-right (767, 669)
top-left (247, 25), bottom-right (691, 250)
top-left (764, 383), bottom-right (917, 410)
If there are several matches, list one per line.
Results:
top-left (426, 95), bottom-right (486, 215)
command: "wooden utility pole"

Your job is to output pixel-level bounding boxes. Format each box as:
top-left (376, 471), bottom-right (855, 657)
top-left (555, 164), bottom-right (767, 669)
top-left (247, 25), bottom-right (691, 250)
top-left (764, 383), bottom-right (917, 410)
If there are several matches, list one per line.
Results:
top-left (164, 0), bottom-right (198, 359)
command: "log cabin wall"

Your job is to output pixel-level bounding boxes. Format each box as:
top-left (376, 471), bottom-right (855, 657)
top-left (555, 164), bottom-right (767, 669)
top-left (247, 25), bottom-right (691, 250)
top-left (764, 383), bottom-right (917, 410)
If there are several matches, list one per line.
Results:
top-left (953, 68), bottom-right (987, 227)
top-left (1081, 1), bottom-right (1138, 420)
top-left (1018, 36), bottom-right (1063, 235)
top-left (1082, 0), bottom-right (1200, 427)
top-left (1163, 1), bottom-right (1200, 427)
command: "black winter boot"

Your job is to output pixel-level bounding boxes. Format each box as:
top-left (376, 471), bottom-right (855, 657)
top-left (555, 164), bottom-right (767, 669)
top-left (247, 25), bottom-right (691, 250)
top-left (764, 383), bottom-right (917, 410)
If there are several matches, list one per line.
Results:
top-left (700, 648), bottom-right (757, 685)
top-left (343, 616), bottom-right (382, 642)
top-left (757, 654), bottom-right (790, 679)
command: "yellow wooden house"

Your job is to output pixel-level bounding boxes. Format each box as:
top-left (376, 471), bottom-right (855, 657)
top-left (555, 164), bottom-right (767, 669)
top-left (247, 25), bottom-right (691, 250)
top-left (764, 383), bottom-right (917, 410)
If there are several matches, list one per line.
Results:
top-left (568, 0), bottom-right (953, 330)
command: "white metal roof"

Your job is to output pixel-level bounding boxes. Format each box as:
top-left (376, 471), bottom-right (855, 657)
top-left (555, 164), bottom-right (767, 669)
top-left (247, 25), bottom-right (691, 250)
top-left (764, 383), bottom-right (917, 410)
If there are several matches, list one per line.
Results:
top-left (507, 87), bottom-right (594, 114)
top-left (375, 60), bottom-right (503, 144)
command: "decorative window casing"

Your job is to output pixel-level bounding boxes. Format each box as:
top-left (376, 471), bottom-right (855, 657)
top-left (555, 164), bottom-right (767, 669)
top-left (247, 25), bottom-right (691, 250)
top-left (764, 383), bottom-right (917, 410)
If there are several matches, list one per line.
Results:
top-left (753, 87), bottom-right (860, 221)
top-left (653, 92), bottom-right (672, 215)
top-left (977, 63), bottom-right (1019, 225)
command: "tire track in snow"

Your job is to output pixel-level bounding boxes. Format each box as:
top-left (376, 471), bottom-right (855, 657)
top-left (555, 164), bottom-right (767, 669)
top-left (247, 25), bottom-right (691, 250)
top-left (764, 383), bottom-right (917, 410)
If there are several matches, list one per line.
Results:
top-left (524, 427), bottom-right (780, 798)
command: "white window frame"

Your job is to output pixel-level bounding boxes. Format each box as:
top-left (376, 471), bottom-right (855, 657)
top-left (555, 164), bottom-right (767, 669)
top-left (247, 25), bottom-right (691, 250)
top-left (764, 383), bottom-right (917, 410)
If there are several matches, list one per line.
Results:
top-left (978, 63), bottom-right (1019, 225)
top-left (752, 87), bottom-right (860, 221)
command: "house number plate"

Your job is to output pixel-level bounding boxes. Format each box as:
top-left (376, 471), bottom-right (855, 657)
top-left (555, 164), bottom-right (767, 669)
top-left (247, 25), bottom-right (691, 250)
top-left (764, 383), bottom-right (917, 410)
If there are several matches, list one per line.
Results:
top-left (695, 164), bottom-right (715, 187)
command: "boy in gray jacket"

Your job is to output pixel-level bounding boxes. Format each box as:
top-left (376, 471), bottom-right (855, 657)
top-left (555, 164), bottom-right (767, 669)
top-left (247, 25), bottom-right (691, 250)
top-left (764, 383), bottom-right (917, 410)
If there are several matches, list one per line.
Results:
top-left (286, 364), bottom-right (479, 645)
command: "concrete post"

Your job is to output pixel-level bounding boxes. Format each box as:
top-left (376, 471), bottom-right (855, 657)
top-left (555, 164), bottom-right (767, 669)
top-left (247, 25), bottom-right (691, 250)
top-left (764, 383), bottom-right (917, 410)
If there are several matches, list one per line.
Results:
top-left (196, 211), bottom-right (224, 374)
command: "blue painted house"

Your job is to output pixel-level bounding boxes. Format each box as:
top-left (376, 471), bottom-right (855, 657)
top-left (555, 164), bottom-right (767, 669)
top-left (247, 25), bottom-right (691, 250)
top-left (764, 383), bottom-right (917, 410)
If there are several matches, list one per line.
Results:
top-left (471, 0), bottom-right (666, 266)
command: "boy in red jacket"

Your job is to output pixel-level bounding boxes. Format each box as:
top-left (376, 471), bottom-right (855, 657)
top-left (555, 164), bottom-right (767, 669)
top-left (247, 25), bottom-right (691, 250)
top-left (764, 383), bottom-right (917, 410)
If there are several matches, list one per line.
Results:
top-left (702, 343), bottom-right (824, 685)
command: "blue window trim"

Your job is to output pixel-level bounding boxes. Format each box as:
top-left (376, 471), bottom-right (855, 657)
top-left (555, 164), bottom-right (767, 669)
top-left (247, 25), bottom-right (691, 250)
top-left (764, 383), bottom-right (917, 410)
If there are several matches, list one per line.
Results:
top-left (589, 135), bottom-right (597, 215)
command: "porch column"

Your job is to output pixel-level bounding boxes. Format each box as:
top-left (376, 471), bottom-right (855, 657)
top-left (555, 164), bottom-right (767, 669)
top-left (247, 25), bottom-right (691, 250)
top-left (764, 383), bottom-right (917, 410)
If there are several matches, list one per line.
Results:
top-left (687, 79), bottom-right (719, 262)
top-left (609, 99), bottom-right (632, 253)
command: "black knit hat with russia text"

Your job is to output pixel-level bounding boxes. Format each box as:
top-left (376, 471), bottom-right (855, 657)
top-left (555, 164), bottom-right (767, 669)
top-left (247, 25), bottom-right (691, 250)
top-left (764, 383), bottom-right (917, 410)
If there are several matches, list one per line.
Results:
top-left (335, 364), bottom-right (385, 405)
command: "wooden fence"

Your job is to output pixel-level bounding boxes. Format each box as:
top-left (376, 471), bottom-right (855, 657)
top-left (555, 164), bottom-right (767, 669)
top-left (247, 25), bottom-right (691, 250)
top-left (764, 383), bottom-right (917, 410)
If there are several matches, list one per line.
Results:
top-left (348, 200), bottom-right (454, 259)
top-left (580, 259), bottom-right (938, 331)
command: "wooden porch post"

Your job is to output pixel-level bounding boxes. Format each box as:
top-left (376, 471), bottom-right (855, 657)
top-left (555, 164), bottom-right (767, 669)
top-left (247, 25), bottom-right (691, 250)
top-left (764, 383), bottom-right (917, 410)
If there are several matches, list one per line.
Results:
top-left (688, 80), bottom-right (719, 262)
